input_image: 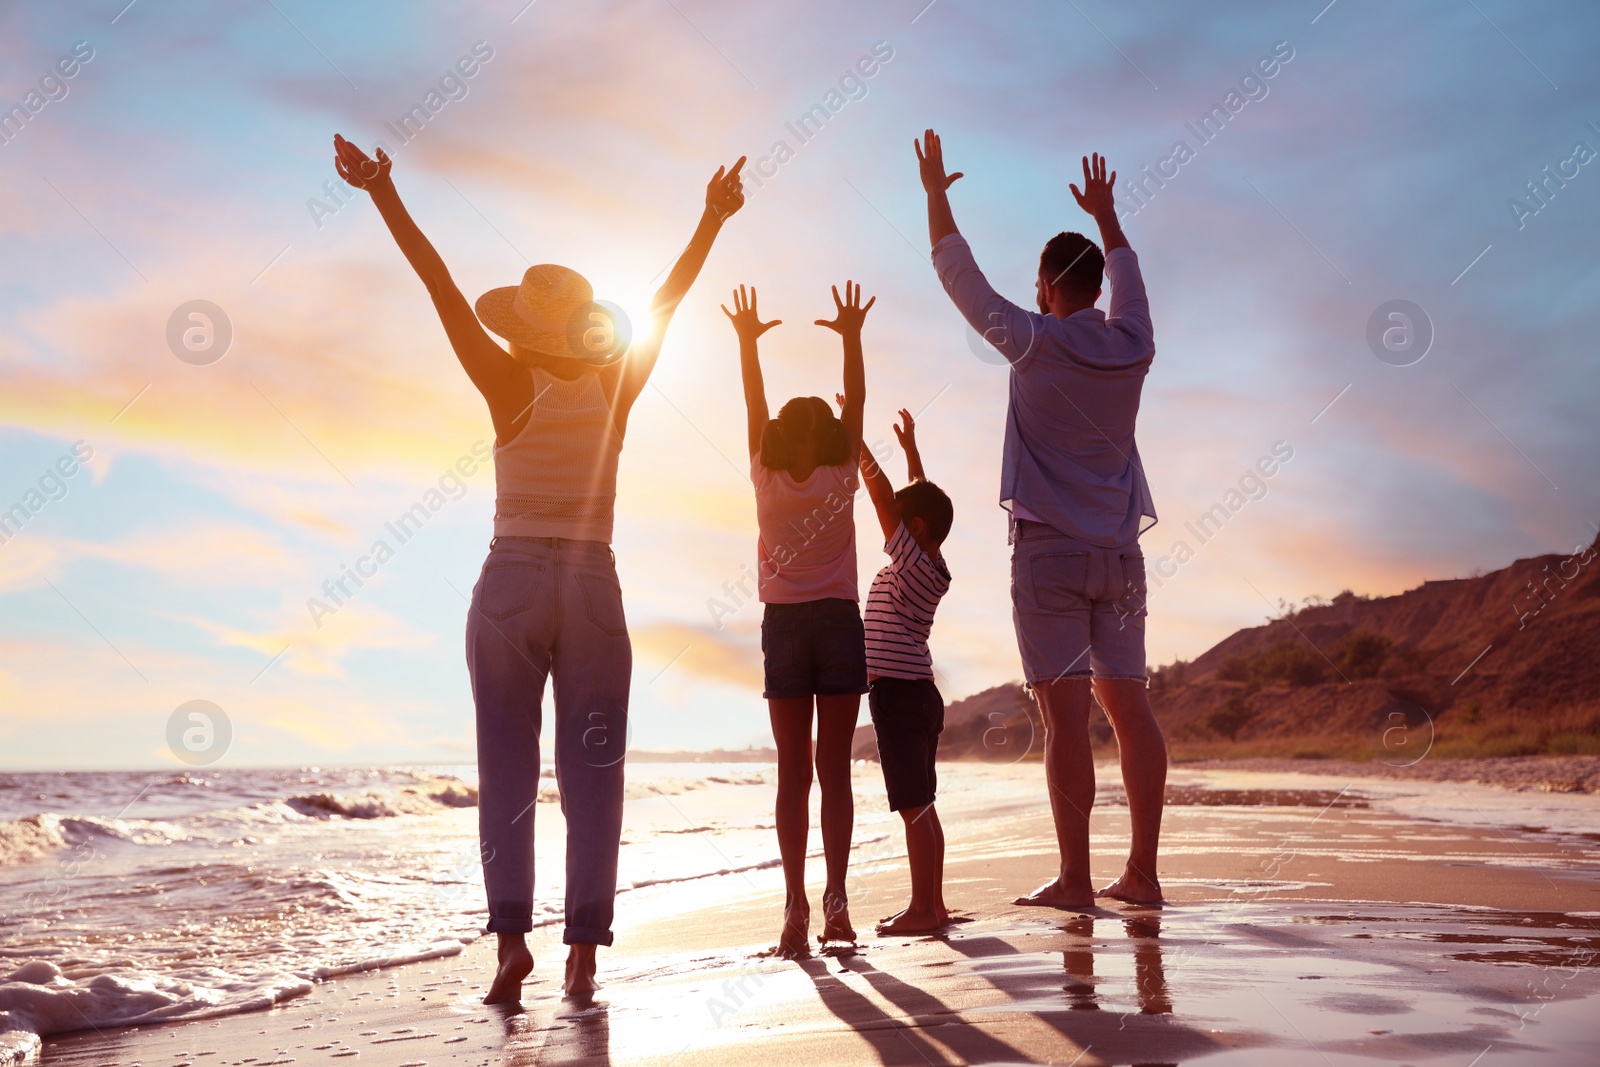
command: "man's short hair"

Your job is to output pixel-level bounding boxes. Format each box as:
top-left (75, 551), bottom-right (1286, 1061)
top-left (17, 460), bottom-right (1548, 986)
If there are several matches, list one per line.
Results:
top-left (1039, 231), bottom-right (1105, 299)
top-left (895, 481), bottom-right (953, 545)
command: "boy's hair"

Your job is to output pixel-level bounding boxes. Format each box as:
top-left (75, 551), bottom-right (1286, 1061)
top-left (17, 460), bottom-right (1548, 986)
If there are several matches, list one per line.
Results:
top-left (1039, 231), bottom-right (1105, 299)
top-left (760, 396), bottom-right (850, 469)
top-left (895, 480), bottom-right (954, 545)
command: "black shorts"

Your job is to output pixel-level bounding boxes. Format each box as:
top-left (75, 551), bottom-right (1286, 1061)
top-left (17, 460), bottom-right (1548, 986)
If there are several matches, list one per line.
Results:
top-left (868, 676), bottom-right (944, 812)
top-left (761, 598), bottom-right (868, 700)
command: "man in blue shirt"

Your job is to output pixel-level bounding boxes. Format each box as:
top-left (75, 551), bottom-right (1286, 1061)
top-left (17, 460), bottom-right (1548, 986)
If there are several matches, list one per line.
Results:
top-left (917, 130), bottom-right (1167, 908)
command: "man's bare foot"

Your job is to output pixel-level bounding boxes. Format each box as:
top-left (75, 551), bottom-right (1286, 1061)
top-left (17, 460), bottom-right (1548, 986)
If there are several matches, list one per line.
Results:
top-left (875, 903), bottom-right (951, 935)
top-left (820, 891), bottom-right (855, 943)
top-left (778, 900), bottom-right (811, 958)
top-left (1014, 877), bottom-right (1095, 911)
top-left (563, 943), bottom-right (599, 997)
top-left (1097, 866), bottom-right (1164, 906)
top-left (483, 934), bottom-right (533, 1005)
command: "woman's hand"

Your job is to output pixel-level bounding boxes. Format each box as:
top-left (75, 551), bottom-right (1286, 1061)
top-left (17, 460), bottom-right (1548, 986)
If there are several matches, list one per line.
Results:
top-left (721, 284), bottom-right (781, 342)
top-left (893, 408), bottom-right (916, 451)
top-left (334, 134), bottom-right (393, 193)
top-left (815, 280), bottom-right (875, 336)
top-left (706, 157), bottom-right (747, 222)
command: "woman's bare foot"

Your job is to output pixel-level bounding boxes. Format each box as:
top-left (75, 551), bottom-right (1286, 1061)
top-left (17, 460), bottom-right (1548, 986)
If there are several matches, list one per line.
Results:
top-left (563, 943), bottom-right (599, 997)
top-left (819, 891), bottom-right (855, 943)
top-left (1014, 877), bottom-right (1096, 911)
top-left (778, 900), bottom-right (811, 958)
top-left (875, 902), bottom-right (951, 935)
top-left (1097, 865), bottom-right (1164, 906)
top-left (483, 934), bottom-right (533, 1005)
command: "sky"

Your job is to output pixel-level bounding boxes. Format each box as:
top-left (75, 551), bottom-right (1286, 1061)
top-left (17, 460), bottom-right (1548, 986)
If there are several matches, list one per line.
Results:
top-left (1, 0), bottom-right (1595, 769)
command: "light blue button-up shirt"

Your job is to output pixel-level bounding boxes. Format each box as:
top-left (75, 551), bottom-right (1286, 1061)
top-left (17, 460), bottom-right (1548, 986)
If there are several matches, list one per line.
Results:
top-left (933, 234), bottom-right (1157, 549)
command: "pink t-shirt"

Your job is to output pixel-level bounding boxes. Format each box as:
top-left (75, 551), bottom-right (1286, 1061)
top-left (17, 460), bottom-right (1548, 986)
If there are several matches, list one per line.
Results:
top-left (751, 452), bottom-right (859, 604)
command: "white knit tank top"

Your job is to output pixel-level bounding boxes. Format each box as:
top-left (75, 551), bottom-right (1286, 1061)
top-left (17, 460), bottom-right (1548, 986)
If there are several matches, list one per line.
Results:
top-left (493, 367), bottom-right (622, 543)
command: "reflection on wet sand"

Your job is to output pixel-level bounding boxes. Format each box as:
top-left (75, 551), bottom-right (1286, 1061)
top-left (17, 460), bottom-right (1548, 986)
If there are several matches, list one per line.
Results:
top-left (490, 994), bottom-right (612, 1066)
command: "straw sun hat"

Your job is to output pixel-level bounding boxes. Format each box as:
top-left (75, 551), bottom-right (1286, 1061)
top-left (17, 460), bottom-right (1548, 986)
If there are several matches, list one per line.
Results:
top-left (475, 264), bottom-right (628, 365)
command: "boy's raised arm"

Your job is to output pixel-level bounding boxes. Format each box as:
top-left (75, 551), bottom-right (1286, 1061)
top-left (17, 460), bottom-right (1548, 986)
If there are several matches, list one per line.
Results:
top-left (894, 408), bottom-right (926, 484)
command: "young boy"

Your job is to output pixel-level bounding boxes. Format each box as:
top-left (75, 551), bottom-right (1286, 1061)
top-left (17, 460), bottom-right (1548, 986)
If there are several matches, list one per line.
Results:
top-left (857, 407), bottom-right (955, 934)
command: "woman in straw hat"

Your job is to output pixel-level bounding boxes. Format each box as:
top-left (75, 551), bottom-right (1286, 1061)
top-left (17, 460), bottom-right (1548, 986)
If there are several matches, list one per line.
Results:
top-left (332, 134), bottom-right (745, 1001)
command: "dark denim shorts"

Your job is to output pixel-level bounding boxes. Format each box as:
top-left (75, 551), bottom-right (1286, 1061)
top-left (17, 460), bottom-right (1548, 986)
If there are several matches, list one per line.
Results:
top-left (760, 598), bottom-right (868, 700)
top-left (868, 676), bottom-right (944, 812)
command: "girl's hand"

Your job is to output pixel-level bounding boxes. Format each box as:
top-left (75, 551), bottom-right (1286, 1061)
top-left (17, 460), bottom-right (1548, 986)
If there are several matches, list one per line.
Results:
top-left (893, 408), bottom-right (916, 450)
top-left (815, 280), bottom-right (875, 335)
top-left (706, 157), bottom-right (747, 221)
top-left (721, 284), bottom-right (781, 341)
top-left (334, 134), bottom-right (393, 193)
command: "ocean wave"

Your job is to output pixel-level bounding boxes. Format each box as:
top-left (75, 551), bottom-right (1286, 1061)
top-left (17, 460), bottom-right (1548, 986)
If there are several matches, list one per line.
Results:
top-left (0, 812), bottom-right (193, 867)
top-left (283, 776), bottom-right (480, 820)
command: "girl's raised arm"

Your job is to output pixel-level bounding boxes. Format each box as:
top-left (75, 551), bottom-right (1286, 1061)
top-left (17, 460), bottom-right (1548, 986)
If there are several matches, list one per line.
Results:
top-left (815, 280), bottom-right (873, 466)
top-left (721, 284), bottom-right (780, 459)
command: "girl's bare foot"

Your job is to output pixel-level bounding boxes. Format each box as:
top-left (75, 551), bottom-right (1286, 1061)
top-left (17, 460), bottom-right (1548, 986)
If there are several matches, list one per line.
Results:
top-left (1097, 865), bottom-right (1164, 906)
top-left (483, 933), bottom-right (533, 1005)
top-left (875, 902), bottom-right (951, 935)
top-left (778, 900), bottom-right (811, 958)
top-left (819, 890), bottom-right (855, 943)
top-left (1014, 877), bottom-right (1095, 911)
top-left (563, 943), bottom-right (599, 996)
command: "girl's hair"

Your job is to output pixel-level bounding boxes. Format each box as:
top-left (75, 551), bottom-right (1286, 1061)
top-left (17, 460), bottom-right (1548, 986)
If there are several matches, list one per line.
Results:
top-left (759, 396), bottom-right (850, 470)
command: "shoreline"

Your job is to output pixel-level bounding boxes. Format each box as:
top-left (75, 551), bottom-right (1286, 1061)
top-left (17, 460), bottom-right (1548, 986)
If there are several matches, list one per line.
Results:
top-left (33, 763), bottom-right (1600, 1066)
top-left (1171, 753), bottom-right (1600, 793)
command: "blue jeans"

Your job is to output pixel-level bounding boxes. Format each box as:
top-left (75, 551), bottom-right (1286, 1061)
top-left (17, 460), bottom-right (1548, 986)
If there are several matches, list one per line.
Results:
top-left (466, 536), bottom-right (631, 945)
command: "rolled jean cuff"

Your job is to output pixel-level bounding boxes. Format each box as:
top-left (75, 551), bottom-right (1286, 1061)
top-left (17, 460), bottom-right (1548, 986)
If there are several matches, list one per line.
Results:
top-left (486, 907), bottom-right (533, 935)
top-left (564, 926), bottom-right (614, 947)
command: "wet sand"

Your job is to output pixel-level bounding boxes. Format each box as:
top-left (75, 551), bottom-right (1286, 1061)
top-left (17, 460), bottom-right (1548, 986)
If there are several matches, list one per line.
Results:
top-left (39, 766), bottom-right (1600, 1065)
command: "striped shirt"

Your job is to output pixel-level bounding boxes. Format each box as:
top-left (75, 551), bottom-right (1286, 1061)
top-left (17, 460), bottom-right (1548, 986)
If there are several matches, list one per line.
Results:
top-left (864, 523), bottom-right (952, 680)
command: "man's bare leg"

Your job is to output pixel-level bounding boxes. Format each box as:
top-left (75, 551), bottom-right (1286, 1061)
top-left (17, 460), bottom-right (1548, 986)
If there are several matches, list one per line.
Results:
top-left (483, 932), bottom-right (533, 1004)
top-left (815, 692), bottom-right (860, 943)
top-left (1093, 678), bottom-right (1166, 904)
top-left (563, 943), bottom-right (598, 997)
top-left (1015, 678), bottom-right (1097, 909)
top-left (769, 697), bottom-right (815, 957)
top-left (877, 803), bottom-right (950, 934)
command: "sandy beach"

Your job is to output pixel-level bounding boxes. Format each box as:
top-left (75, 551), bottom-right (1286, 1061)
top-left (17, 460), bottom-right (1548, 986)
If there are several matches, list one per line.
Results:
top-left (31, 762), bottom-right (1600, 1067)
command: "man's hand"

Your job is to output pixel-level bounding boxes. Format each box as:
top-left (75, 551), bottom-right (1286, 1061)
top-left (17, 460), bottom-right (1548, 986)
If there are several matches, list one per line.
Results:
top-left (721, 284), bottom-right (780, 342)
top-left (334, 134), bottom-right (393, 193)
top-left (1070, 153), bottom-right (1117, 222)
top-left (706, 157), bottom-right (747, 222)
top-left (914, 130), bottom-right (963, 194)
top-left (815, 280), bottom-right (875, 335)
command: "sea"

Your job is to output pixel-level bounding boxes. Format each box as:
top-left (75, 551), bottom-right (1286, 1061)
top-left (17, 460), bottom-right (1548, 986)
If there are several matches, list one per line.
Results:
top-left (3, 761), bottom-right (1598, 1063)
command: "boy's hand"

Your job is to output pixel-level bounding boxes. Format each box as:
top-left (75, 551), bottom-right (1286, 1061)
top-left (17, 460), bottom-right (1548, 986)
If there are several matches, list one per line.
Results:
top-left (706, 157), bottom-right (747, 221)
top-left (914, 130), bottom-right (963, 194)
top-left (815, 280), bottom-right (875, 335)
top-left (334, 134), bottom-right (393, 193)
top-left (721, 284), bottom-right (780, 341)
top-left (893, 408), bottom-right (917, 451)
top-left (1069, 152), bottom-right (1117, 221)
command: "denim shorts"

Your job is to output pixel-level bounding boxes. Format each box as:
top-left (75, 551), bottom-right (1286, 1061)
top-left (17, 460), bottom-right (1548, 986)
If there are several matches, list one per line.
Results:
top-left (1010, 520), bottom-right (1148, 684)
top-left (760, 598), bottom-right (868, 700)
top-left (868, 676), bottom-right (943, 812)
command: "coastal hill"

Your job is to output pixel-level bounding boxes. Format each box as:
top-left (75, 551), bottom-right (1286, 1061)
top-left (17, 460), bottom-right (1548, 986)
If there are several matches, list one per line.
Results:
top-left (853, 534), bottom-right (1600, 763)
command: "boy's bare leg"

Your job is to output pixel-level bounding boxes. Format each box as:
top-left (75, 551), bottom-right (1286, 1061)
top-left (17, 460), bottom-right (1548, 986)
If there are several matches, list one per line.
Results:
top-left (483, 932), bottom-right (533, 1004)
top-left (769, 697), bottom-right (815, 957)
top-left (1093, 678), bottom-right (1166, 904)
top-left (1015, 678), bottom-right (1097, 909)
top-left (876, 803), bottom-right (950, 934)
top-left (815, 693), bottom-right (861, 942)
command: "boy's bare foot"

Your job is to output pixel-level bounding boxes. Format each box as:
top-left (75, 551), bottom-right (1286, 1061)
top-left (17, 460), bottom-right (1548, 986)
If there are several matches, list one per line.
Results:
top-left (1014, 877), bottom-right (1095, 911)
top-left (778, 900), bottom-right (811, 958)
top-left (1097, 866), bottom-right (1164, 906)
top-left (563, 943), bottom-right (599, 997)
top-left (875, 903), bottom-right (951, 935)
top-left (483, 934), bottom-right (533, 1005)
top-left (820, 891), bottom-right (856, 943)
